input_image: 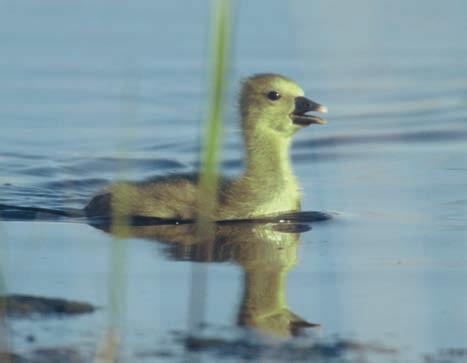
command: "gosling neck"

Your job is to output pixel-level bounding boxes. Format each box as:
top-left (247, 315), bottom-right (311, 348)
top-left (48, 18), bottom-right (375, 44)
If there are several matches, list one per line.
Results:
top-left (243, 127), bottom-right (294, 181)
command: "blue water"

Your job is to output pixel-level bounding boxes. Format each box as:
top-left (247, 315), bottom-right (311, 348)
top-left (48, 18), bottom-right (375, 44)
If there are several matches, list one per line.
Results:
top-left (1, 0), bottom-right (467, 362)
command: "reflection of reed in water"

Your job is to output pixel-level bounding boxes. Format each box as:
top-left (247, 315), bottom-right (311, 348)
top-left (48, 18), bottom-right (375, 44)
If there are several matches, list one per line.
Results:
top-left (93, 220), bottom-right (320, 338)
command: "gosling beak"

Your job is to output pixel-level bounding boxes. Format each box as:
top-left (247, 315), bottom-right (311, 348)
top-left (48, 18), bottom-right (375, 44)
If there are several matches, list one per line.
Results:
top-left (291, 96), bottom-right (327, 126)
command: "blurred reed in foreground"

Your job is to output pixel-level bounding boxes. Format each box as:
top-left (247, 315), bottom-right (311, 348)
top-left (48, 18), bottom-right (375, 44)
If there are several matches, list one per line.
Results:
top-left (96, 80), bottom-right (138, 363)
top-left (188, 0), bottom-right (234, 336)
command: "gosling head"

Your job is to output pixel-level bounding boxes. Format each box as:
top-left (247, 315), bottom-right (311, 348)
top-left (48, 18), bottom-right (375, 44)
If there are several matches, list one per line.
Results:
top-left (240, 73), bottom-right (327, 137)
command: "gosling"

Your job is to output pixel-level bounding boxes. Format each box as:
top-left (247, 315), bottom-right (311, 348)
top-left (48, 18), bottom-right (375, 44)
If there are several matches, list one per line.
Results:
top-left (85, 73), bottom-right (327, 221)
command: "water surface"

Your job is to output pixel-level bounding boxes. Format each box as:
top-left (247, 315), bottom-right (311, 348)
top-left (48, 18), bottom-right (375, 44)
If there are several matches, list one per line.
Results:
top-left (1, 0), bottom-right (467, 362)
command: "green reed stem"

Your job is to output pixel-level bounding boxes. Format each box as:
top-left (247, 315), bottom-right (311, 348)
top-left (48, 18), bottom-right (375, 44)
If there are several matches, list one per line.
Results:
top-left (198, 0), bottom-right (232, 221)
top-left (188, 0), bottom-right (233, 336)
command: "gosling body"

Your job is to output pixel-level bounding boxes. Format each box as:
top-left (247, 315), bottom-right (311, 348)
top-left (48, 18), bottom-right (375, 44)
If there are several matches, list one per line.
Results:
top-left (85, 74), bottom-right (327, 220)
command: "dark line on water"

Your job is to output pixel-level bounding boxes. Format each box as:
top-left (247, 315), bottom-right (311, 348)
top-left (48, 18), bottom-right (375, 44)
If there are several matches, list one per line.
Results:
top-left (0, 204), bottom-right (84, 221)
top-left (0, 204), bottom-right (332, 225)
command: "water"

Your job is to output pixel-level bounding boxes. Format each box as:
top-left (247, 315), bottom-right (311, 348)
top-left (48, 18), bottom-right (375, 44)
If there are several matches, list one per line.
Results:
top-left (1, 0), bottom-right (467, 361)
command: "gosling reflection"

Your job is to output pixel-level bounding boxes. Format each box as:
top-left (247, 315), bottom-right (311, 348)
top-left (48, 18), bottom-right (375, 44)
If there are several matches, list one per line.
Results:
top-left (233, 223), bottom-right (320, 337)
top-left (92, 219), bottom-right (320, 338)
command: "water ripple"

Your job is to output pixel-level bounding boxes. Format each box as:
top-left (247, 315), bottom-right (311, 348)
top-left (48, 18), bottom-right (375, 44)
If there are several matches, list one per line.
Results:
top-left (62, 157), bottom-right (188, 175)
top-left (296, 128), bottom-right (467, 150)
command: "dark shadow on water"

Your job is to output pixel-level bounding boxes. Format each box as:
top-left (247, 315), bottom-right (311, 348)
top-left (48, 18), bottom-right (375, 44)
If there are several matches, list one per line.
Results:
top-left (0, 294), bottom-right (96, 318)
top-left (176, 334), bottom-right (397, 363)
top-left (0, 203), bottom-right (332, 225)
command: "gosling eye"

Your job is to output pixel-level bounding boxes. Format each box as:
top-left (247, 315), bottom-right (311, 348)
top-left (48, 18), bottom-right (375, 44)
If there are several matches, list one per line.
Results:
top-left (266, 90), bottom-right (281, 101)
